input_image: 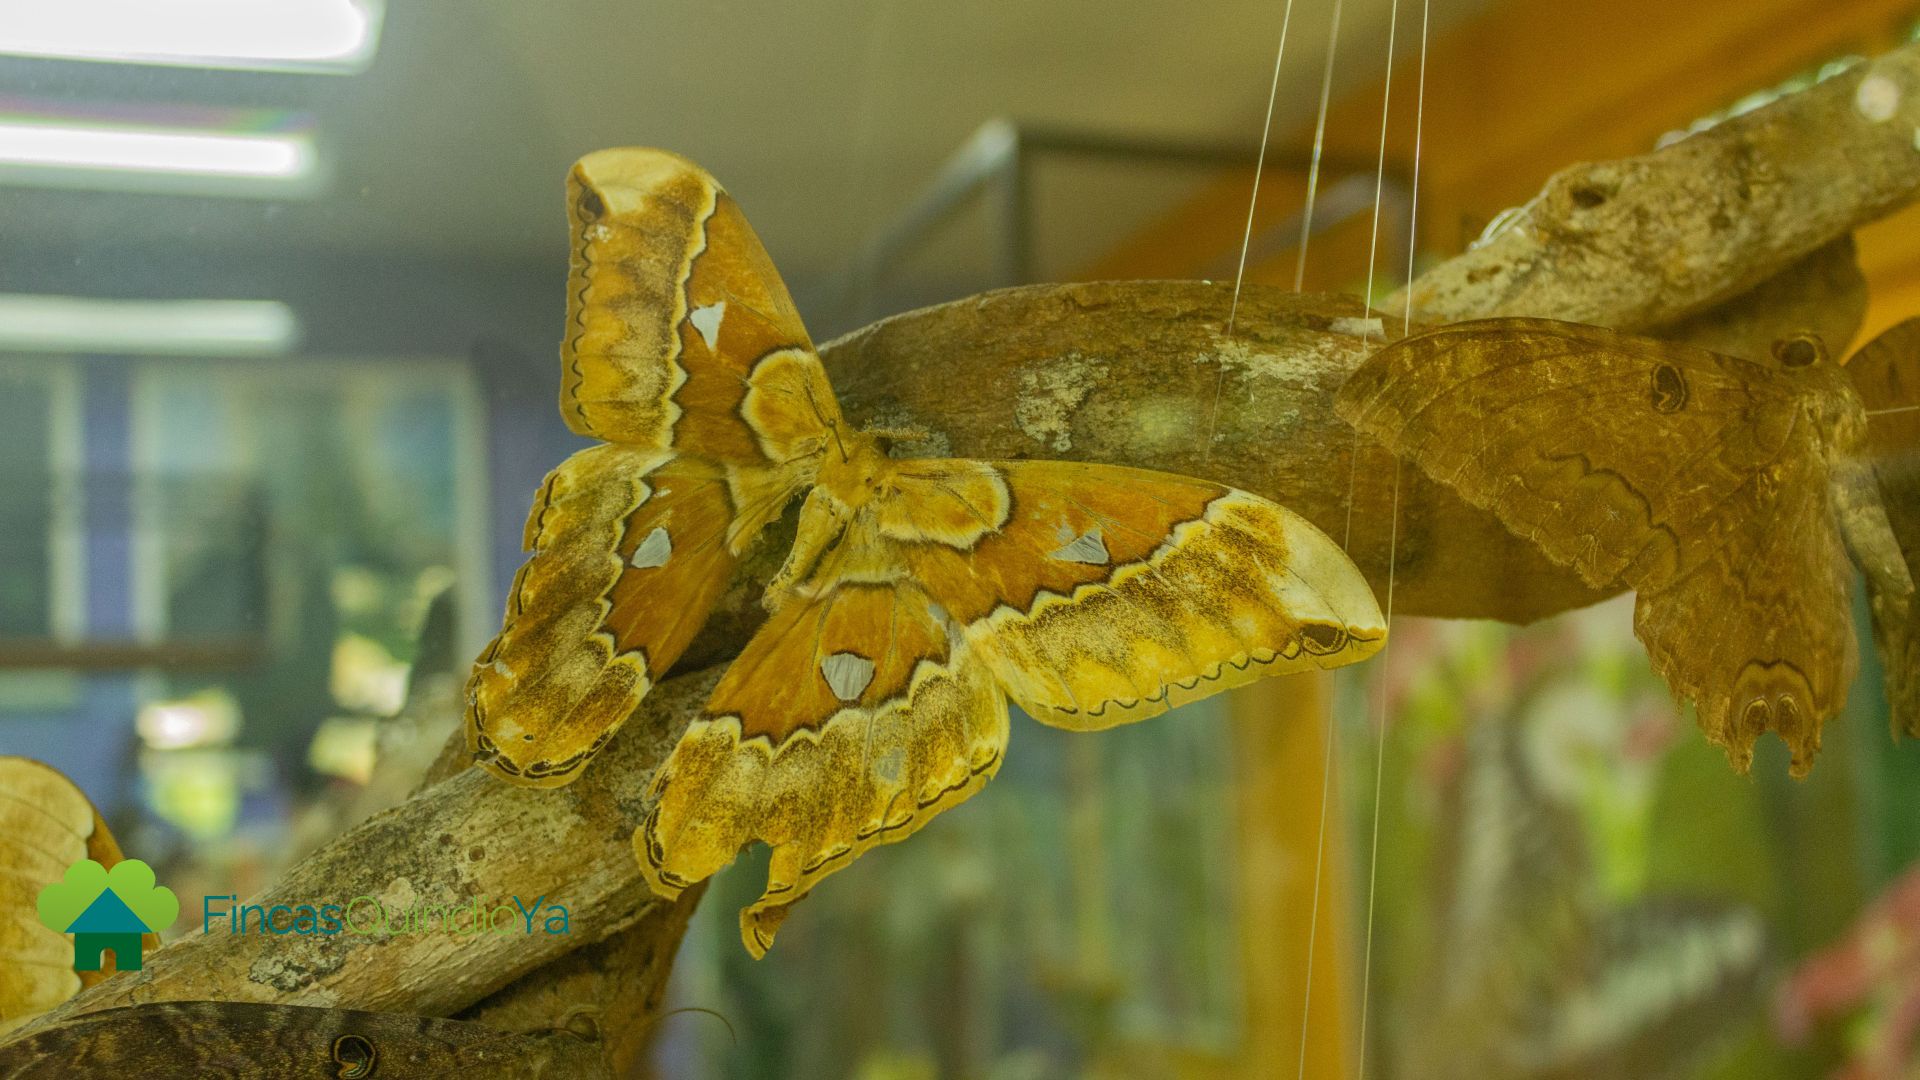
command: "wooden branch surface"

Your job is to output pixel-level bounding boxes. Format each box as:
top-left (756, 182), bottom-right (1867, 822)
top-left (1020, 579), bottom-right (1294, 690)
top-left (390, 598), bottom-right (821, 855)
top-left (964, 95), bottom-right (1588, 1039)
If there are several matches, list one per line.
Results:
top-left (1392, 41), bottom-right (1920, 327)
top-left (18, 668), bottom-right (721, 1031)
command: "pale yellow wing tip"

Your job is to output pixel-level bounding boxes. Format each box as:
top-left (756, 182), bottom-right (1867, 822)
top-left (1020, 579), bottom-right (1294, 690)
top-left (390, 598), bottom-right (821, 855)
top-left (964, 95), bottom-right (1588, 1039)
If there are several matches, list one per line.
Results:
top-left (570, 147), bottom-right (720, 207)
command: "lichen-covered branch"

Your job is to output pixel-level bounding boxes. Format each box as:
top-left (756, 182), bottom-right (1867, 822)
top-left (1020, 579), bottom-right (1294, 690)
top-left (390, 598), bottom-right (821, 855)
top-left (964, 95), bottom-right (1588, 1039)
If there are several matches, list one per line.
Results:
top-left (1393, 41), bottom-right (1920, 327)
top-left (17, 668), bottom-right (720, 1036)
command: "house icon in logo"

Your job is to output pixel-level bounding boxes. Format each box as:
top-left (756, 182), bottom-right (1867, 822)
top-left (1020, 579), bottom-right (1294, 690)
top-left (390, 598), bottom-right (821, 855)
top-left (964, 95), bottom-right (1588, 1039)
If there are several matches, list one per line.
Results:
top-left (37, 858), bottom-right (177, 973)
top-left (64, 884), bottom-right (152, 971)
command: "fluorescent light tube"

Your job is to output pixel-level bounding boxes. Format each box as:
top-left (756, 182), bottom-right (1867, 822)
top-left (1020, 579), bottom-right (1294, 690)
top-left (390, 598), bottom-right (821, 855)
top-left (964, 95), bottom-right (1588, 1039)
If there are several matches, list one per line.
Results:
top-left (0, 108), bottom-right (322, 195)
top-left (0, 119), bottom-right (313, 178)
top-left (0, 0), bottom-right (383, 74)
top-left (0, 295), bottom-right (299, 356)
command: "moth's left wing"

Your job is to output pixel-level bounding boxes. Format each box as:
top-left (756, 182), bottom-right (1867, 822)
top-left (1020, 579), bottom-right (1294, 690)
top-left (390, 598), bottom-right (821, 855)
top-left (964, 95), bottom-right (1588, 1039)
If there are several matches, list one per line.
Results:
top-left (1847, 316), bottom-right (1920, 736)
top-left (894, 459), bottom-right (1387, 728)
top-left (637, 581), bottom-right (1006, 957)
top-left (466, 446), bottom-right (737, 786)
top-left (468, 149), bottom-right (830, 788)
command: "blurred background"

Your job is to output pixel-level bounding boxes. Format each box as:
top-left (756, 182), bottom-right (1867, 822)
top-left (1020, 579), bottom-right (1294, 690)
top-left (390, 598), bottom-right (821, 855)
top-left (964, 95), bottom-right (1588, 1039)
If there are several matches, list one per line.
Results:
top-left (1, 1), bottom-right (1919, 1077)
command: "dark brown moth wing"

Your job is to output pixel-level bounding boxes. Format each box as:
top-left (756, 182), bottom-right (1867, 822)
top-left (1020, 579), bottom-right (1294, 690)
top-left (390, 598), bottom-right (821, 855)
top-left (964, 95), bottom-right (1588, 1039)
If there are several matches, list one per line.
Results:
top-left (0, 1001), bottom-right (609, 1079)
top-left (1846, 316), bottom-right (1920, 736)
top-left (1337, 318), bottom-right (1866, 775)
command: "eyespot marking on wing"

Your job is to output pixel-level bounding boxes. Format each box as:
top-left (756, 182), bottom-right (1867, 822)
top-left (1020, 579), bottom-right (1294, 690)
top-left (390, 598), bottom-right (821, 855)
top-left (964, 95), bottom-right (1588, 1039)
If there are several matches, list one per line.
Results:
top-left (1650, 364), bottom-right (1688, 413)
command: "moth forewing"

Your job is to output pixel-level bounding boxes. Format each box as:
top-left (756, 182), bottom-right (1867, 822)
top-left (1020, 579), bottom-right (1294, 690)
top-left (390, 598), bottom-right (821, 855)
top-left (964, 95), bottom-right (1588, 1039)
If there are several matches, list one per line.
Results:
top-left (466, 450), bottom-right (739, 787)
top-left (969, 485), bottom-right (1386, 732)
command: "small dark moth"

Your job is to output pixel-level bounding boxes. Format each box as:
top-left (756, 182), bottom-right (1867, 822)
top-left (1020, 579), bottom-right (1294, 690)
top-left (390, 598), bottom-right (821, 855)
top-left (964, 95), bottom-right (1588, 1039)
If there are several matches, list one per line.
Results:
top-left (1339, 317), bottom-right (1914, 775)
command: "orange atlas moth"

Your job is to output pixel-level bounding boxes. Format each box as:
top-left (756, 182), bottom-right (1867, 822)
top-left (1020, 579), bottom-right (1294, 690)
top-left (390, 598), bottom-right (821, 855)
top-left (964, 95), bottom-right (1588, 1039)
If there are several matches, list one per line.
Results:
top-left (466, 147), bottom-right (1386, 956)
top-left (1337, 318), bottom-right (1915, 777)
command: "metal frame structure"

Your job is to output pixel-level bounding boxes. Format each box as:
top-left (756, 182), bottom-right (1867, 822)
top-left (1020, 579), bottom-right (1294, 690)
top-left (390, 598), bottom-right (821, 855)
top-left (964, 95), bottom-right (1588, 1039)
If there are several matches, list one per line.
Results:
top-left (832, 117), bottom-right (1416, 326)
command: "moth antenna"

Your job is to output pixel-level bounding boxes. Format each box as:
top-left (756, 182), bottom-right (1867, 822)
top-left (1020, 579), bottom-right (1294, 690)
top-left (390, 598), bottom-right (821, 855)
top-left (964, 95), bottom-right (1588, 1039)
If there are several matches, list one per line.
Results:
top-left (644, 1006), bottom-right (739, 1046)
top-left (799, 377), bottom-right (847, 462)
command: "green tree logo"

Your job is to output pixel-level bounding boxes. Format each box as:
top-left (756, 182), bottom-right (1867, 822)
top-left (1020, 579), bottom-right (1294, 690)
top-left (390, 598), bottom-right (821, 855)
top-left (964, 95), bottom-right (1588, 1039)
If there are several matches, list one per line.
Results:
top-left (36, 859), bottom-right (178, 973)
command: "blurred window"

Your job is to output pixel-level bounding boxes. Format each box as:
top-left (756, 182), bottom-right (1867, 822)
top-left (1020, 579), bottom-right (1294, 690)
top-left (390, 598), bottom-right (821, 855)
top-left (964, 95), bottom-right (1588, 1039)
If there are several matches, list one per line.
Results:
top-left (0, 359), bottom-right (80, 640)
top-left (125, 357), bottom-right (489, 822)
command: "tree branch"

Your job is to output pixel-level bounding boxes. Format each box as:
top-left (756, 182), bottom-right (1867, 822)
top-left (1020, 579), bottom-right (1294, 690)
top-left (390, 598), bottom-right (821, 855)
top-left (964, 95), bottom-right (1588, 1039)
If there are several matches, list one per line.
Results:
top-left (1391, 42), bottom-right (1920, 327)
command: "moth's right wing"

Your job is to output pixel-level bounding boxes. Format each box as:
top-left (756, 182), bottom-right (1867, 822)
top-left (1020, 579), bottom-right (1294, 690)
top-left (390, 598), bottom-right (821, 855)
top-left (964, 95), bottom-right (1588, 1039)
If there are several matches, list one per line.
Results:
top-left (894, 458), bottom-right (1387, 729)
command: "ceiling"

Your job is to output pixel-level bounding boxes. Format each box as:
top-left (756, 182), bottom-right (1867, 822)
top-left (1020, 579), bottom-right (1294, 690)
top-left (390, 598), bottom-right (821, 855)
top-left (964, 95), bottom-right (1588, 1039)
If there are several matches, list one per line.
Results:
top-left (0, 0), bottom-right (1491, 311)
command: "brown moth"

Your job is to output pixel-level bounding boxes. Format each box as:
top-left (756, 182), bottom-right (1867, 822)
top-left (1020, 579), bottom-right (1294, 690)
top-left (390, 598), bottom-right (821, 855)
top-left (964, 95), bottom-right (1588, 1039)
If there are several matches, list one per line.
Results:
top-left (1844, 316), bottom-right (1920, 737)
top-left (461, 148), bottom-right (1387, 955)
top-left (1337, 318), bottom-right (1913, 776)
top-left (0, 1001), bottom-right (608, 1078)
top-left (0, 757), bottom-right (151, 1035)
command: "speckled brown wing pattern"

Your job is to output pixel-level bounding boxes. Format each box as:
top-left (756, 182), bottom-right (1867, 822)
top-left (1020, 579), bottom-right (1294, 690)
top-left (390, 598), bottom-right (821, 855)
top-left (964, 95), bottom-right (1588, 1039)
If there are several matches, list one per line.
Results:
top-left (637, 461), bottom-right (1384, 956)
top-left (0, 1001), bottom-right (608, 1078)
top-left (1847, 316), bottom-right (1920, 737)
top-left (1337, 317), bottom-right (1871, 775)
top-left (466, 447), bottom-right (736, 786)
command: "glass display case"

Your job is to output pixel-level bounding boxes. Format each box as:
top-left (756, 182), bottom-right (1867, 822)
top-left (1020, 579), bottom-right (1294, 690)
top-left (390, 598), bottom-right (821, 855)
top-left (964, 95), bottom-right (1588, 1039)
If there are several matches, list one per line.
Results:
top-left (2, 2), bottom-right (1918, 1078)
